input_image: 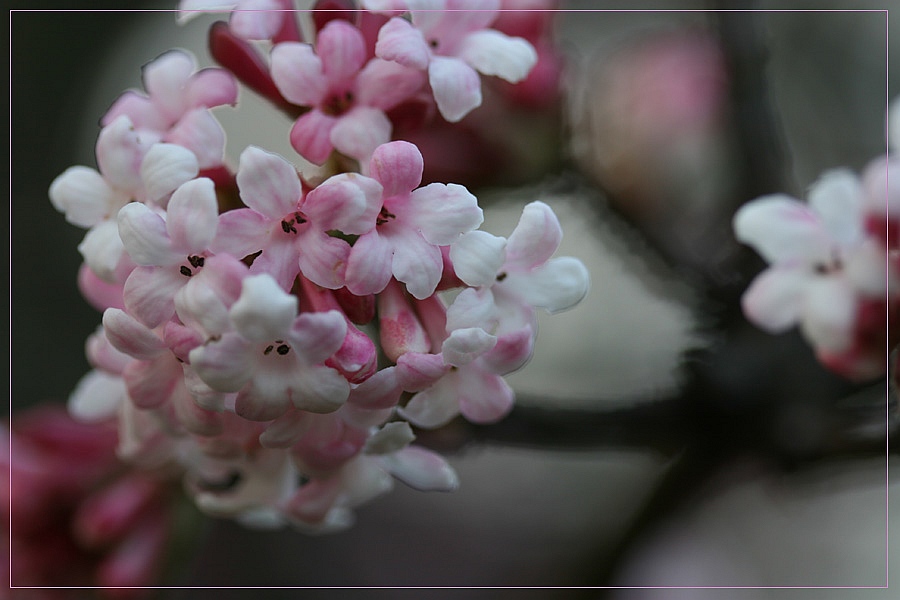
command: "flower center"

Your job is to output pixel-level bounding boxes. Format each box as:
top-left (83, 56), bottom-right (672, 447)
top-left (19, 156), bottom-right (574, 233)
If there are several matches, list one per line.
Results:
top-left (179, 254), bottom-right (206, 277)
top-left (376, 206), bottom-right (397, 226)
top-left (322, 90), bottom-right (354, 117)
top-left (281, 211), bottom-right (308, 235)
top-left (263, 340), bottom-right (291, 356)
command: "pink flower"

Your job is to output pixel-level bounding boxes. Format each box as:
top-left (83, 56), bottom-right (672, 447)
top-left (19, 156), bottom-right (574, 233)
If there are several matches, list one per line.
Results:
top-left (102, 50), bottom-right (238, 169)
top-left (188, 273), bottom-right (351, 421)
top-left (49, 116), bottom-right (199, 282)
top-left (370, 0), bottom-right (537, 122)
top-left (213, 146), bottom-right (381, 289)
top-left (734, 168), bottom-right (897, 377)
top-left (342, 140), bottom-right (484, 299)
top-left (117, 177), bottom-right (221, 328)
top-left (271, 19), bottom-right (425, 165)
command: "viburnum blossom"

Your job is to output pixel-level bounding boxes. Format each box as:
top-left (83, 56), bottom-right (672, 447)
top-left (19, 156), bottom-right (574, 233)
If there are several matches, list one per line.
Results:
top-left (270, 18), bottom-right (425, 165)
top-left (49, 116), bottom-right (199, 282)
top-left (367, 0), bottom-right (538, 122)
top-left (41, 5), bottom-right (585, 544)
top-left (102, 49), bottom-right (238, 169)
top-left (734, 160), bottom-right (899, 380)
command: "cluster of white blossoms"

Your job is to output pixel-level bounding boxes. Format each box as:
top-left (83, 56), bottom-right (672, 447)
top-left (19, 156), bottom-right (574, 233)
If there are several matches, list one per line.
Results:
top-left (49, 1), bottom-right (588, 531)
top-left (733, 98), bottom-right (900, 381)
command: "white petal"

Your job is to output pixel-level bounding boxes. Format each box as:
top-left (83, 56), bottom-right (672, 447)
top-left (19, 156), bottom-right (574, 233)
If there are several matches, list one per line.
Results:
top-left (140, 143), bottom-right (199, 203)
top-left (503, 256), bottom-right (590, 314)
top-left (49, 167), bottom-right (120, 228)
top-left (380, 445), bottom-right (459, 491)
top-left (441, 327), bottom-right (496, 366)
top-left (102, 308), bottom-right (166, 359)
top-left (68, 370), bottom-right (126, 422)
top-left (117, 202), bottom-right (177, 266)
top-left (740, 265), bottom-right (811, 333)
top-left (733, 194), bottom-right (832, 264)
top-left (399, 379), bottom-right (459, 428)
top-left (800, 276), bottom-right (856, 352)
top-left (330, 106), bottom-right (392, 165)
top-left (449, 230), bottom-right (506, 287)
top-left (78, 221), bottom-right (125, 283)
top-left (236, 146), bottom-right (303, 219)
top-left (428, 56), bottom-right (482, 123)
top-left (409, 183), bottom-right (483, 246)
top-left (504, 201), bottom-right (562, 272)
top-left (230, 274), bottom-right (297, 342)
top-left (807, 169), bottom-right (865, 248)
top-left (458, 29), bottom-right (537, 83)
top-left (166, 178), bottom-right (218, 252)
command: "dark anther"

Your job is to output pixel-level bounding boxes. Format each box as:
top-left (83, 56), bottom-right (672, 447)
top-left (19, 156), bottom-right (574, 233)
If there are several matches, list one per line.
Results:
top-left (376, 207), bottom-right (397, 226)
top-left (294, 211), bottom-right (307, 225)
top-left (429, 38), bottom-right (439, 48)
top-left (188, 255), bottom-right (205, 269)
top-left (264, 345), bottom-right (275, 355)
top-left (496, 271), bottom-right (508, 282)
top-left (282, 218), bottom-right (297, 234)
top-left (180, 266), bottom-right (193, 277)
top-left (276, 344), bottom-right (291, 355)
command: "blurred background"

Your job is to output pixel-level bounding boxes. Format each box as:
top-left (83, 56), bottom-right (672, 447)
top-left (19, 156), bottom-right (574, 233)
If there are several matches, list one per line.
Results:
top-left (9, 1), bottom-right (900, 597)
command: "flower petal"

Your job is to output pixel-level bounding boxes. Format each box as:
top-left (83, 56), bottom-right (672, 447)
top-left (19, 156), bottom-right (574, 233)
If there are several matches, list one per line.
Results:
top-left (733, 194), bottom-right (833, 264)
top-left (503, 256), bottom-right (590, 314)
top-left (316, 19), bottom-right (366, 84)
top-left (330, 106), bottom-right (392, 164)
top-left (441, 327), bottom-right (496, 367)
top-left (166, 178), bottom-right (219, 252)
top-left (457, 368), bottom-right (513, 424)
top-left (165, 108), bottom-right (227, 170)
top-left (369, 140), bottom-right (423, 198)
top-left (140, 143), bottom-right (200, 203)
top-left (355, 59), bottom-right (426, 111)
top-left (78, 221), bottom-right (126, 283)
top-left (807, 169), bottom-right (865, 247)
top-left (190, 333), bottom-right (255, 392)
top-left (449, 230), bottom-right (506, 287)
top-left (741, 264), bottom-right (811, 333)
top-left (296, 229), bottom-right (351, 290)
top-left (428, 56), bottom-right (482, 122)
top-left (230, 274), bottom-right (297, 341)
top-left (399, 378), bottom-right (459, 428)
top-left (117, 203), bottom-right (177, 267)
top-left (49, 167), bottom-right (120, 228)
top-left (236, 146), bottom-right (302, 218)
top-left (374, 17), bottom-right (431, 71)
top-left (800, 275), bottom-right (856, 352)
top-left (68, 370), bottom-right (126, 423)
top-left (271, 42), bottom-right (327, 106)
top-left (122, 266), bottom-right (184, 328)
top-left (102, 308), bottom-right (166, 359)
top-left (304, 172), bottom-right (383, 235)
top-left (504, 201), bottom-right (562, 271)
top-left (290, 110), bottom-right (337, 166)
top-left (380, 445), bottom-right (459, 492)
top-left (364, 421), bottom-right (415, 455)
top-left (458, 29), bottom-right (537, 83)
top-left (345, 230), bottom-right (394, 296)
top-left (390, 228), bottom-right (443, 299)
top-left (409, 182), bottom-right (483, 246)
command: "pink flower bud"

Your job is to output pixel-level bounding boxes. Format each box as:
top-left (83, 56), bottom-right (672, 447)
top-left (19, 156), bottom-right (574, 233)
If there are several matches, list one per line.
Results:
top-left (378, 280), bottom-right (430, 362)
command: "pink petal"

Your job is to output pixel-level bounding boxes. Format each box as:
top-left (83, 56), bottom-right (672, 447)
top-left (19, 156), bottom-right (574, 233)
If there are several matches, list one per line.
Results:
top-left (408, 182), bottom-right (482, 246)
top-left (316, 20), bottom-right (366, 84)
top-left (247, 235), bottom-right (303, 291)
top-left (304, 172), bottom-right (383, 235)
top-left (355, 58), bottom-right (426, 110)
top-left (166, 178), bottom-right (219, 252)
top-left (122, 266), bottom-right (184, 328)
top-left (399, 377), bottom-right (459, 428)
top-left (428, 56), bottom-right (482, 122)
top-left (288, 310), bottom-right (348, 364)
top-left (211, 208), bottom-right (271, 259)
top-left (480, 325), bottom-right (534, 374)
top-left (504, 201), bottom-right (561, 271)
top-left (190, 332), bottom-right (255, 392)
top-left (96, 116), bottom-right (149, 192)
top-left (345, 230), bottom-right (394, 296)
top-left (375, 17), bottom-right (431, 71)
top-left (186, 68), bottom-right (239, 108)
top-left (101, 91), bottom-right (167, 131)
top-left (458, 29), bottom-right (537, 83)
top-left (369, 140), bottom-right (423, 198)
top-left (271, 42), bottom-right (328, 106)
top-left (117, 203), bottom-right (176, 267)
top-left (457, 368), bottom-right (513, 424)
top-left (296, 229), bottom-right (351, 289)
top-left (800, 276), bottom-right (856, 352)
top-left (165, 109), bottom-right (227, 170)
top-left (123, 354), bottom-right (179, 409)
top-left (236, 146), bottom-right (303, 218)
top-left (348, 366), bottom-right (403, 410)
top-left (102, 308), bottom-right (166, 359)
top-left (395, 351), bottom-right (448, 391)
top-left (290, 110), bottom-right (338, 166)
top-left (441, 327), bottom-right (496, 367)
top-left (142, 50), bottom-right (194, 121)
top-left (330, 106), bottom-right (392, 164)
top-left (288, 365), bottom-right (350, 413)
top-left (230, 0), bottom-right (284, 40)
top-left (390, 228), bottom-right (443, 299)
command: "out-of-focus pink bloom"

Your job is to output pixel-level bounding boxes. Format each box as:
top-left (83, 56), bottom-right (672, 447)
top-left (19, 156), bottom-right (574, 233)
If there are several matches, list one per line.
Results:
top-left (3, 405), bottom-right (174, 593)
top-left (178, 0), bottom-right (300, 42)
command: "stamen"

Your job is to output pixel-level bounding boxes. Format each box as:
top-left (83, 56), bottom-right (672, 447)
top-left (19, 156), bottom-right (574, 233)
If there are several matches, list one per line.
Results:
top-left (180, 266), bottom-right (193, 277)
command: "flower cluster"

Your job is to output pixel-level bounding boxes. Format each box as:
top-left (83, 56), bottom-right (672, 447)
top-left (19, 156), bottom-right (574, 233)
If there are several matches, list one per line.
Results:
top-left (732, 98), bottom-right (900, 381)
top-left (48, 3), bottom-right (588, 532)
